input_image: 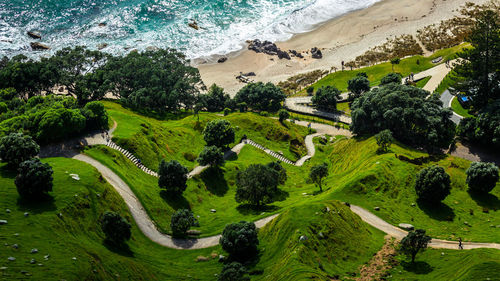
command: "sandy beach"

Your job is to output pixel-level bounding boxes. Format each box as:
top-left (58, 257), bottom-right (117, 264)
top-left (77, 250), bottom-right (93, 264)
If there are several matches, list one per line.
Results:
top-left (198, 0), bottom-right (488, 96)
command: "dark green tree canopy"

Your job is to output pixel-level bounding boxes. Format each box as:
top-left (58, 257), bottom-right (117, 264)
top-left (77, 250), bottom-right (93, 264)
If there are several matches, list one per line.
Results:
top-left (170, 209), bottom-right (197, 238)
top-left (415, 165), bottom-right (451, 204)
top-left (454, 9), bottom-right (500, 108)
top-left (466, 162), bottom-right (499, 194)
top-left (203, 119), bottom-right (235, 148)
top-left (220, 221), bottom-right (259, 261)
top-left (311, 86), bottom-right (341, 112)
top-left (400, 229), bottom-right (432, 263)
top-left (0, 133), bottom-right (40, 168)
top-left (457, 99), bottom-right (500, 149)
top-left (266, 161), bottom-right (287, 185)
top-left (347, 76), bottom-right (371, 99)
top-left (235, 164), bottom-right (279, 206)
top-left (380, 73), bottom-right (402, 85)
top-left (203, 84), bottom-right (230, 112)
top-left (158, 160), bottom-right (188, 195)
top-left (15, 158), bottom-right (53, 200)
top-left (104, 49), bottom-right (202, 112)
top-left (101, 211), bottom-right (132, 246)
top-left (309, 163), bottom-right (329, 192)
top-left (234, 82), bottom-right (286, 112)
top-left (278, 109), bottom-right (290, 123)
top-left (197, 145), bottom-right (225, 167)
top-left (375, 129), bottom-right (393, 153)
top-left (351, 83), bottom-right (455, 151)
top-left (81, 101), bottom-right (109, 130)
top-left (218, 262), bottom-right (250, 281)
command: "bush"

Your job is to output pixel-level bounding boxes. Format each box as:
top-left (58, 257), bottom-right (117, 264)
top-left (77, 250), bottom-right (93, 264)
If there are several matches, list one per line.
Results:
top-left (278, 109), bottom-right (290, 123)
top-left (0, 133), bottom-right (40, 168)
top-left (235, 82), bottom-right (285, 112)
top-left (197, 145), bottom-right (224, 167)
top-left (415, 165), bottom-right (451, 204)
top-left (101, 211), bottom-right (132, 246)
top-left (158, 160), bottom-right (188, 195)
top-left (466, 162), bottom-right (499, 194)
top-left (171, 209), bottom-right (197, 238)
top-left (311, 86), bottom-right (341, 112)
top-left (223, 108), bottom-right (231, 116)
top-left (375, 129), bottom-right (393, 152)
top-left (380, 73), bottom-right (402, 85)
top-left (218, 262), bottom-right (250, 281)
top-left (235, 164), bottom-right (279, 206)
top-left (15, 158), bottom-right (53, 200)
top-left (220, 221), bottom-right (259, 261)
top-left (182, 152), bottom-right (197, 162)
top-left (203, 119), bottom-right (235, 148)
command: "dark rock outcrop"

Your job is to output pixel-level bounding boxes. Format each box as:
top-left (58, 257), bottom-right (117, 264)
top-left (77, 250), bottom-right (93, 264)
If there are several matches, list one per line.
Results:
top-left (289, 50), bottom-right (304, 58)
top-left (30, 42), bottom-right (50, 51)
top-left (248, 39), bottom-right (290, 60)
top-left (217, 57), bottom-right (227, 63)
top-left (27, 31), bottom-right (41, 40)
top-left (311, 47), bottom-right (322, 59)
top-left (277, 49), bottom-right (290, 60)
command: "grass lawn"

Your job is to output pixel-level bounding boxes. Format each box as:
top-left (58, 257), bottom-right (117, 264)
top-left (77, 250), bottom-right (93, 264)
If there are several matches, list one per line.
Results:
top-left (389, 248), bottom-right (500, 280)
top-left (294, 44), bottom-right (467, 96)
top-left (326, 137), bottom-right (500, 243)
top-left (103, 101), bottom-right (310, 170)
top-left (451, 97), bottom-right (474, 118)
top-left (336, 101), bottom-right (351, 116)
top-left (0, 158), bottom-right (221, 280)
top-left (415, 76), bottom-right (432, 89)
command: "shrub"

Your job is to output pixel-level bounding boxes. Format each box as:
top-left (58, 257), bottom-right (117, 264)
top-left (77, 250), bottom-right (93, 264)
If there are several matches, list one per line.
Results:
top-left (218, 262), bottom-right (250, 281)
top-left (182, 152), bottom-right (197, 162)
top-left (375, 129), bottom-right (393, 152)
top-left (171, 209), bottom-right (197, 238)
top-left (306, 86), bottom-right (314, 96)
top-left (0, 133), bottom-right (40, 168)
top-left (466, 162), bottom-right (499, 194)
top-left (380, 73), bottom-right (402, 85)
top-left (101, 211), bottom-right (132, 246)
top-left (223, 108), bottom-right (231, 116)
top-left (197, 145), bottom-right (224, 167)
top-left (278, 109), bottom-right (290, 123)
top-left (220, 221), bottom-right (259, 261)
top-left (415, 165), bottom-right (451, 204)
top-left (203, 119), bottom-right (235, 148)
top-left (158, 160), bottom-right (188, 195)
top-left (15, 158), bottom-right (53, 200)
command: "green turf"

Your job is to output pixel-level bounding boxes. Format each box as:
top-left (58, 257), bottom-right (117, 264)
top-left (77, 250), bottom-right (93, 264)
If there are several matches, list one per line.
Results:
top-left (451, 97), bottom-right (474, 118)
top-left (415, 76), bottom-right (432, 89)
top-left (389, 248), bottom-right (500, 280)
top-left (103, 101), bottom-right (310, 170)
top-left (336, 102), bottom-right (351, 116)
top-left (0, 158), bottom-right (221, 280)
top-left (326, 137), bottom-right (500, 243)
top-left (254, 200), bottom-right (385, 280)
top-left (293, 44), bottom-right (467, 96)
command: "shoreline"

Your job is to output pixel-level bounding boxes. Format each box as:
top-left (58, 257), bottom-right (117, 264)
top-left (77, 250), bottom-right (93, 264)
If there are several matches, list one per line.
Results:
top-left (198, 0), bottom-right (488, 96)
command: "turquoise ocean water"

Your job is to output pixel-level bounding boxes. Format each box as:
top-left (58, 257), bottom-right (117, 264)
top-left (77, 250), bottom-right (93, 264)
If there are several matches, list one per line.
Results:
top-left (0, 0), bottom-right (380, 59)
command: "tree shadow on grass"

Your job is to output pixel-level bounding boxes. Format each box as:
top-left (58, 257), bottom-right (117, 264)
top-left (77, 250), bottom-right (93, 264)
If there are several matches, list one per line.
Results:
top-left (236, 204), bottom-right (280, 216)
top-left (200, 167), bottom-right (228, 196)
top-left (417, 199), bottom-right (455, 222)
top-left (224, 150), bottom-right (238, 161)
top-left (0, 165), bottom-right (16, 179)
top-left (159, 190), bottom-right (190, 210)
top-left (469, 191), bottom-right (500, 211)
top-left (401, 260), bottom-right (434, 274)
top-left (16, 195), bottom-right (57, 214)
top-left (271, 188), bottom-right (289, 202)
top-left (103, 240), bottom-right (134, 257)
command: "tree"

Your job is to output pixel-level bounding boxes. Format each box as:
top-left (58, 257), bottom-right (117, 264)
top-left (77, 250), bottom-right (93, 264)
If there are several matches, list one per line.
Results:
top-left (466, 162), bottom-right (499, 194)
top-left (380, 73), bottom-right (402, 85)
top-left (415, 165), bottom-right (451, 204)
top-left (0, 133), bottom-right (40, 168)
top-left (234, 82), bottom-right (286, 112)
top-left (278, 109), bottom-right (290, 123)
top-left (306, 86), bottom-right (314, 96)
top-left (104, 48), bottom-right (202, 112)
top-left (203, 119), bottom-right (235, 148)
top-left (34, 107), bottom-right (86, 142)
top-left (347, 76), bottom-right (370, 99)
top-left (235, 164), bottom-right (279, 206)
top-left (220, 221), bottom-right (259, 261)
top-left (197, 145), bottom-right (224, 168)
top-left (205, 84), bottom-right (230, 112)
top-left (400, 229), bottom-right (431, 263)
top-left (266, 161), bottom-right (287, 185)
top-left (390, 57), bottom-right (401, 72)
top-left (101, 211), bottom-right (132, 246)
top-left (375, 129), bottom-right (393, 152)
top-left (170, 209), bottom-right (197, 238)
top-left (457, 99), bottom-right (500, 149)
top-left (351, 83), bottom-right (455, 152)
top-left (158, 160), bottom-right (188, 195)
top-left (309, 163), bottom-right (329, 192)
top-left (15, 158), bottom-right (53, 200)
top-left (454, 9), bottom-right (500, 108)
top-left (218, 262), bottom-right (250, 281)
top-left (311, 86), bottom-right (341, 112)
top-left (81, 101), bottom-right (108, 130)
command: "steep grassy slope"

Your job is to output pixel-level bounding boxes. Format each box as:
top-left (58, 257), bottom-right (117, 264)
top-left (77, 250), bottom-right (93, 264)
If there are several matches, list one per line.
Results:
top-left (254, 201), bottom-right (385, 280)
top-left (103, 101), bottom-right (309, 170)
top-left (327, 137), bottom-right (500, 243)
top-left (0, 158), bottom-right (221, 280)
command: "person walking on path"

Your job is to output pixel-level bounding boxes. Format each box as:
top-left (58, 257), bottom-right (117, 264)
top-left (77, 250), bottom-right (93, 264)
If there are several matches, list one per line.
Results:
top-left (458, 237), bottom-right (464, 250)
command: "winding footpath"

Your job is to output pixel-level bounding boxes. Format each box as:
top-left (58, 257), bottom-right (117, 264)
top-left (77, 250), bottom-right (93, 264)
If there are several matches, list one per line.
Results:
top-left (43, 119), bottom-right (500, 251)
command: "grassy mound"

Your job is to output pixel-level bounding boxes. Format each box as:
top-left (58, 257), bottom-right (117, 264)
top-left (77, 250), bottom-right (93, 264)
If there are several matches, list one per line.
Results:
top-left (327, 137), bottom-right (500, 242)
top-left (0, 158), bottom-right (220, 280)
top-left (254, 201), bottom-right (385, 280)
top-left (103, 101), bottom-right (309, 170)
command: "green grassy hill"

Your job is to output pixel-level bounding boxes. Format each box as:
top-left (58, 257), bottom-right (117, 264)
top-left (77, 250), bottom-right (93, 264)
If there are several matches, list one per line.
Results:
top-left (104, 101), bottom-right (310, 170)
top-left (0, 158), bottom-right (220, 280)
top-left (254, 201), bottom-right (385, 280)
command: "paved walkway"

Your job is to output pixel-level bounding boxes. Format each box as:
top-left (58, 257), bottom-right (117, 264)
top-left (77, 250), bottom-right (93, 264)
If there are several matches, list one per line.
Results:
top-left (412, 61), bottom-right (455, 93)
top-left (284, 96), bottom-right (352, 124)
top-left (440, 89), bottom-right (463, 124)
